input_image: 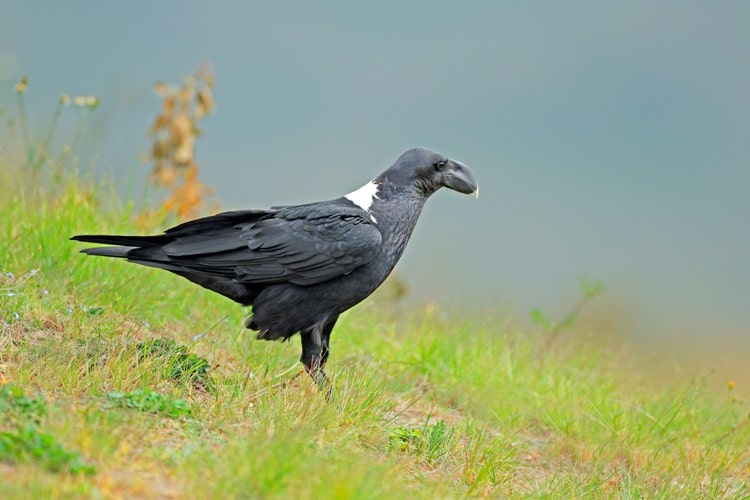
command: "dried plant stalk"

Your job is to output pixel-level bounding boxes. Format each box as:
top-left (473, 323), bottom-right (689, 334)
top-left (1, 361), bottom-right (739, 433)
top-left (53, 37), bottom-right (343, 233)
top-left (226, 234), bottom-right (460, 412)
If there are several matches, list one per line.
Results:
top-left (147, 64), bottom-right (216, 220)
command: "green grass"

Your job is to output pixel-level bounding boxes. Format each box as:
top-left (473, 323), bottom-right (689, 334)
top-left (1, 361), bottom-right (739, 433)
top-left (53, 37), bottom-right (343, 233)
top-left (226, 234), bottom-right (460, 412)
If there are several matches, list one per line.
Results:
top-left (0, 384), bottom-right (95, 474)
top-left (104, 388), bottom-right (194, 419)
top-left (1, 166), bottom-right (749, 498)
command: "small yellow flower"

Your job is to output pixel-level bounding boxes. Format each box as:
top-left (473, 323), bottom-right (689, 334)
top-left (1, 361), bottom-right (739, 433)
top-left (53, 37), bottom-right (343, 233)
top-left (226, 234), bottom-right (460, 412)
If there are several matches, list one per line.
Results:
top-left (85, 95), bottom-right (99, 109)
top-left (728, 380), bottom-right (735, 390)
top-left (73, 95), bottom-right (86, 107)
top-left (15, 75), bottom-right (28, 93)
top-left (59, 94), bottom-right (71, 105)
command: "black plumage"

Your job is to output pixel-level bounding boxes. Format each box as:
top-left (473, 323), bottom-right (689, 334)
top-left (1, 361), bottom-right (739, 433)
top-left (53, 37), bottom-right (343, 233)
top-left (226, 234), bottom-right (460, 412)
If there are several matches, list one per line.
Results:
top-left (72, 147), bottom-right (478, 390)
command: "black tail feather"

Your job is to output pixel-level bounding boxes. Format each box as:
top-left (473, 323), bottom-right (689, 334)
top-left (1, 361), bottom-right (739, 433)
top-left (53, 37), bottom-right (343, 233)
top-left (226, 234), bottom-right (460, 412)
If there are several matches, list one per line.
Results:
top-left (80, 246), bottom-right (135, 258)
top-left (70, 234), bottom-right (171, 247)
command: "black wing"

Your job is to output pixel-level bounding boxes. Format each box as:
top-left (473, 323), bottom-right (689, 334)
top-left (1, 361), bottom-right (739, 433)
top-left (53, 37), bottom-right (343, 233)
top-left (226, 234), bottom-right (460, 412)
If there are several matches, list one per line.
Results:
top-left (240, 204), bottom-right (381, 285)
top-left (135, 203), bottom-right (382, 287)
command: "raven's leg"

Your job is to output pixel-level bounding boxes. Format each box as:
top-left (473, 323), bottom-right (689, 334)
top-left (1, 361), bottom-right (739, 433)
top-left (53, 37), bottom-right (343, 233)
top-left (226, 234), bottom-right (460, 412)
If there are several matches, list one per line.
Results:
top-left (300, 315), bottom-right (338, 394)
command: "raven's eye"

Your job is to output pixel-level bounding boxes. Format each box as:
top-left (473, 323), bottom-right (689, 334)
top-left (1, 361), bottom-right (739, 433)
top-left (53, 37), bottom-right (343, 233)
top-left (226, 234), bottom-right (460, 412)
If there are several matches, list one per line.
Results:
top-left (433, 160), bottom-right (446, 171)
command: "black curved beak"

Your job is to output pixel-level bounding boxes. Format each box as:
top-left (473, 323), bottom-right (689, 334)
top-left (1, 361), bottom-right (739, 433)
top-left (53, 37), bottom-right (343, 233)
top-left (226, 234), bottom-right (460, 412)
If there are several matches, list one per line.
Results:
top-left (443, 160), bottom-right (479, 198)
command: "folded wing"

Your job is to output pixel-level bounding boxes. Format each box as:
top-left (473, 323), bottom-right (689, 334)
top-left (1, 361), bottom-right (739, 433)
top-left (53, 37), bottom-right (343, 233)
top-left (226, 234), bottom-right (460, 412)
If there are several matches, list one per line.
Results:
top-left (76, 204), bottom-right (382, 288)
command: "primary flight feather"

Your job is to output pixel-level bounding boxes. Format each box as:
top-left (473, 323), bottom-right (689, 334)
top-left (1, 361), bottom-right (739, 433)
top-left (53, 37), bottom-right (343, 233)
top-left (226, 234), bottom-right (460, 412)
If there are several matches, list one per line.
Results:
top-left (72, 147), bottom-right (478, 390)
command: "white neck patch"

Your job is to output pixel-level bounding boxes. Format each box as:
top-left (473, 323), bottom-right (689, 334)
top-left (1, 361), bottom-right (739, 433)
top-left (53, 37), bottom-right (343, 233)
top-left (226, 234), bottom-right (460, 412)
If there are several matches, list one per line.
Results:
top-left (345, 180), bottom-right (380, 212)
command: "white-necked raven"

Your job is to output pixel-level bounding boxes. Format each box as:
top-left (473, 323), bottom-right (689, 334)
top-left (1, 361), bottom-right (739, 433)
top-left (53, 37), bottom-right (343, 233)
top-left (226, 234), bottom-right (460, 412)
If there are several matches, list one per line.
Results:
top-left (72, 147), bottom-right (478, 390)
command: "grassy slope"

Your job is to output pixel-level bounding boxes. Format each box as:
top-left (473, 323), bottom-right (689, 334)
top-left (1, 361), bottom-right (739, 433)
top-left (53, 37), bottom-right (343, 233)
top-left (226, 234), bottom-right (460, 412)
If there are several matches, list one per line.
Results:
top-left (1, 173), bottom-right (749, 498)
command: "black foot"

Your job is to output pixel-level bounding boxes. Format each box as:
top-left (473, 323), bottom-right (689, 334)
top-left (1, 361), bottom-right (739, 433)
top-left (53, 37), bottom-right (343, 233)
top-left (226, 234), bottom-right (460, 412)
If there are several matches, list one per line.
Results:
top-left (300, 316), bottom-right (338, 400)
top-left (305, 365), bottom-right (333, 400)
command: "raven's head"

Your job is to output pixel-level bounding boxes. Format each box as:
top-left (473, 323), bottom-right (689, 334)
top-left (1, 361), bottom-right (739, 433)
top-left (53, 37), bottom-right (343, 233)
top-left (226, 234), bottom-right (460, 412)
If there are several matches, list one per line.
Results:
top-left (381, 147), bottom-right (479, 199)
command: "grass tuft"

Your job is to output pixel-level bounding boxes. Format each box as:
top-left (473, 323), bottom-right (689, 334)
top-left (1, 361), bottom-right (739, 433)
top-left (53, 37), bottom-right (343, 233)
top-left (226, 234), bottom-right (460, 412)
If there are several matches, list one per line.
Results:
top-left (104, 388), bottom-right (193, 419)
top-left (388, 418), bottom-right (457, 464)
top-left (0, 425), bottom-right (95, 475)
top-left (135, 338), bottom-right (215, 392)
top-left (0, 384), bottom-right (47, 424)
top-left (0, 385), bottom-right (95, 475)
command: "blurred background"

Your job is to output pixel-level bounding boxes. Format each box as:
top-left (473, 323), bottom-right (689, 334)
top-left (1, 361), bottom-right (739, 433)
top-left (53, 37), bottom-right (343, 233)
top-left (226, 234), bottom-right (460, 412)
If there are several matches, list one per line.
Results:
top-left (2, 2), bottom-right (748, 343)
